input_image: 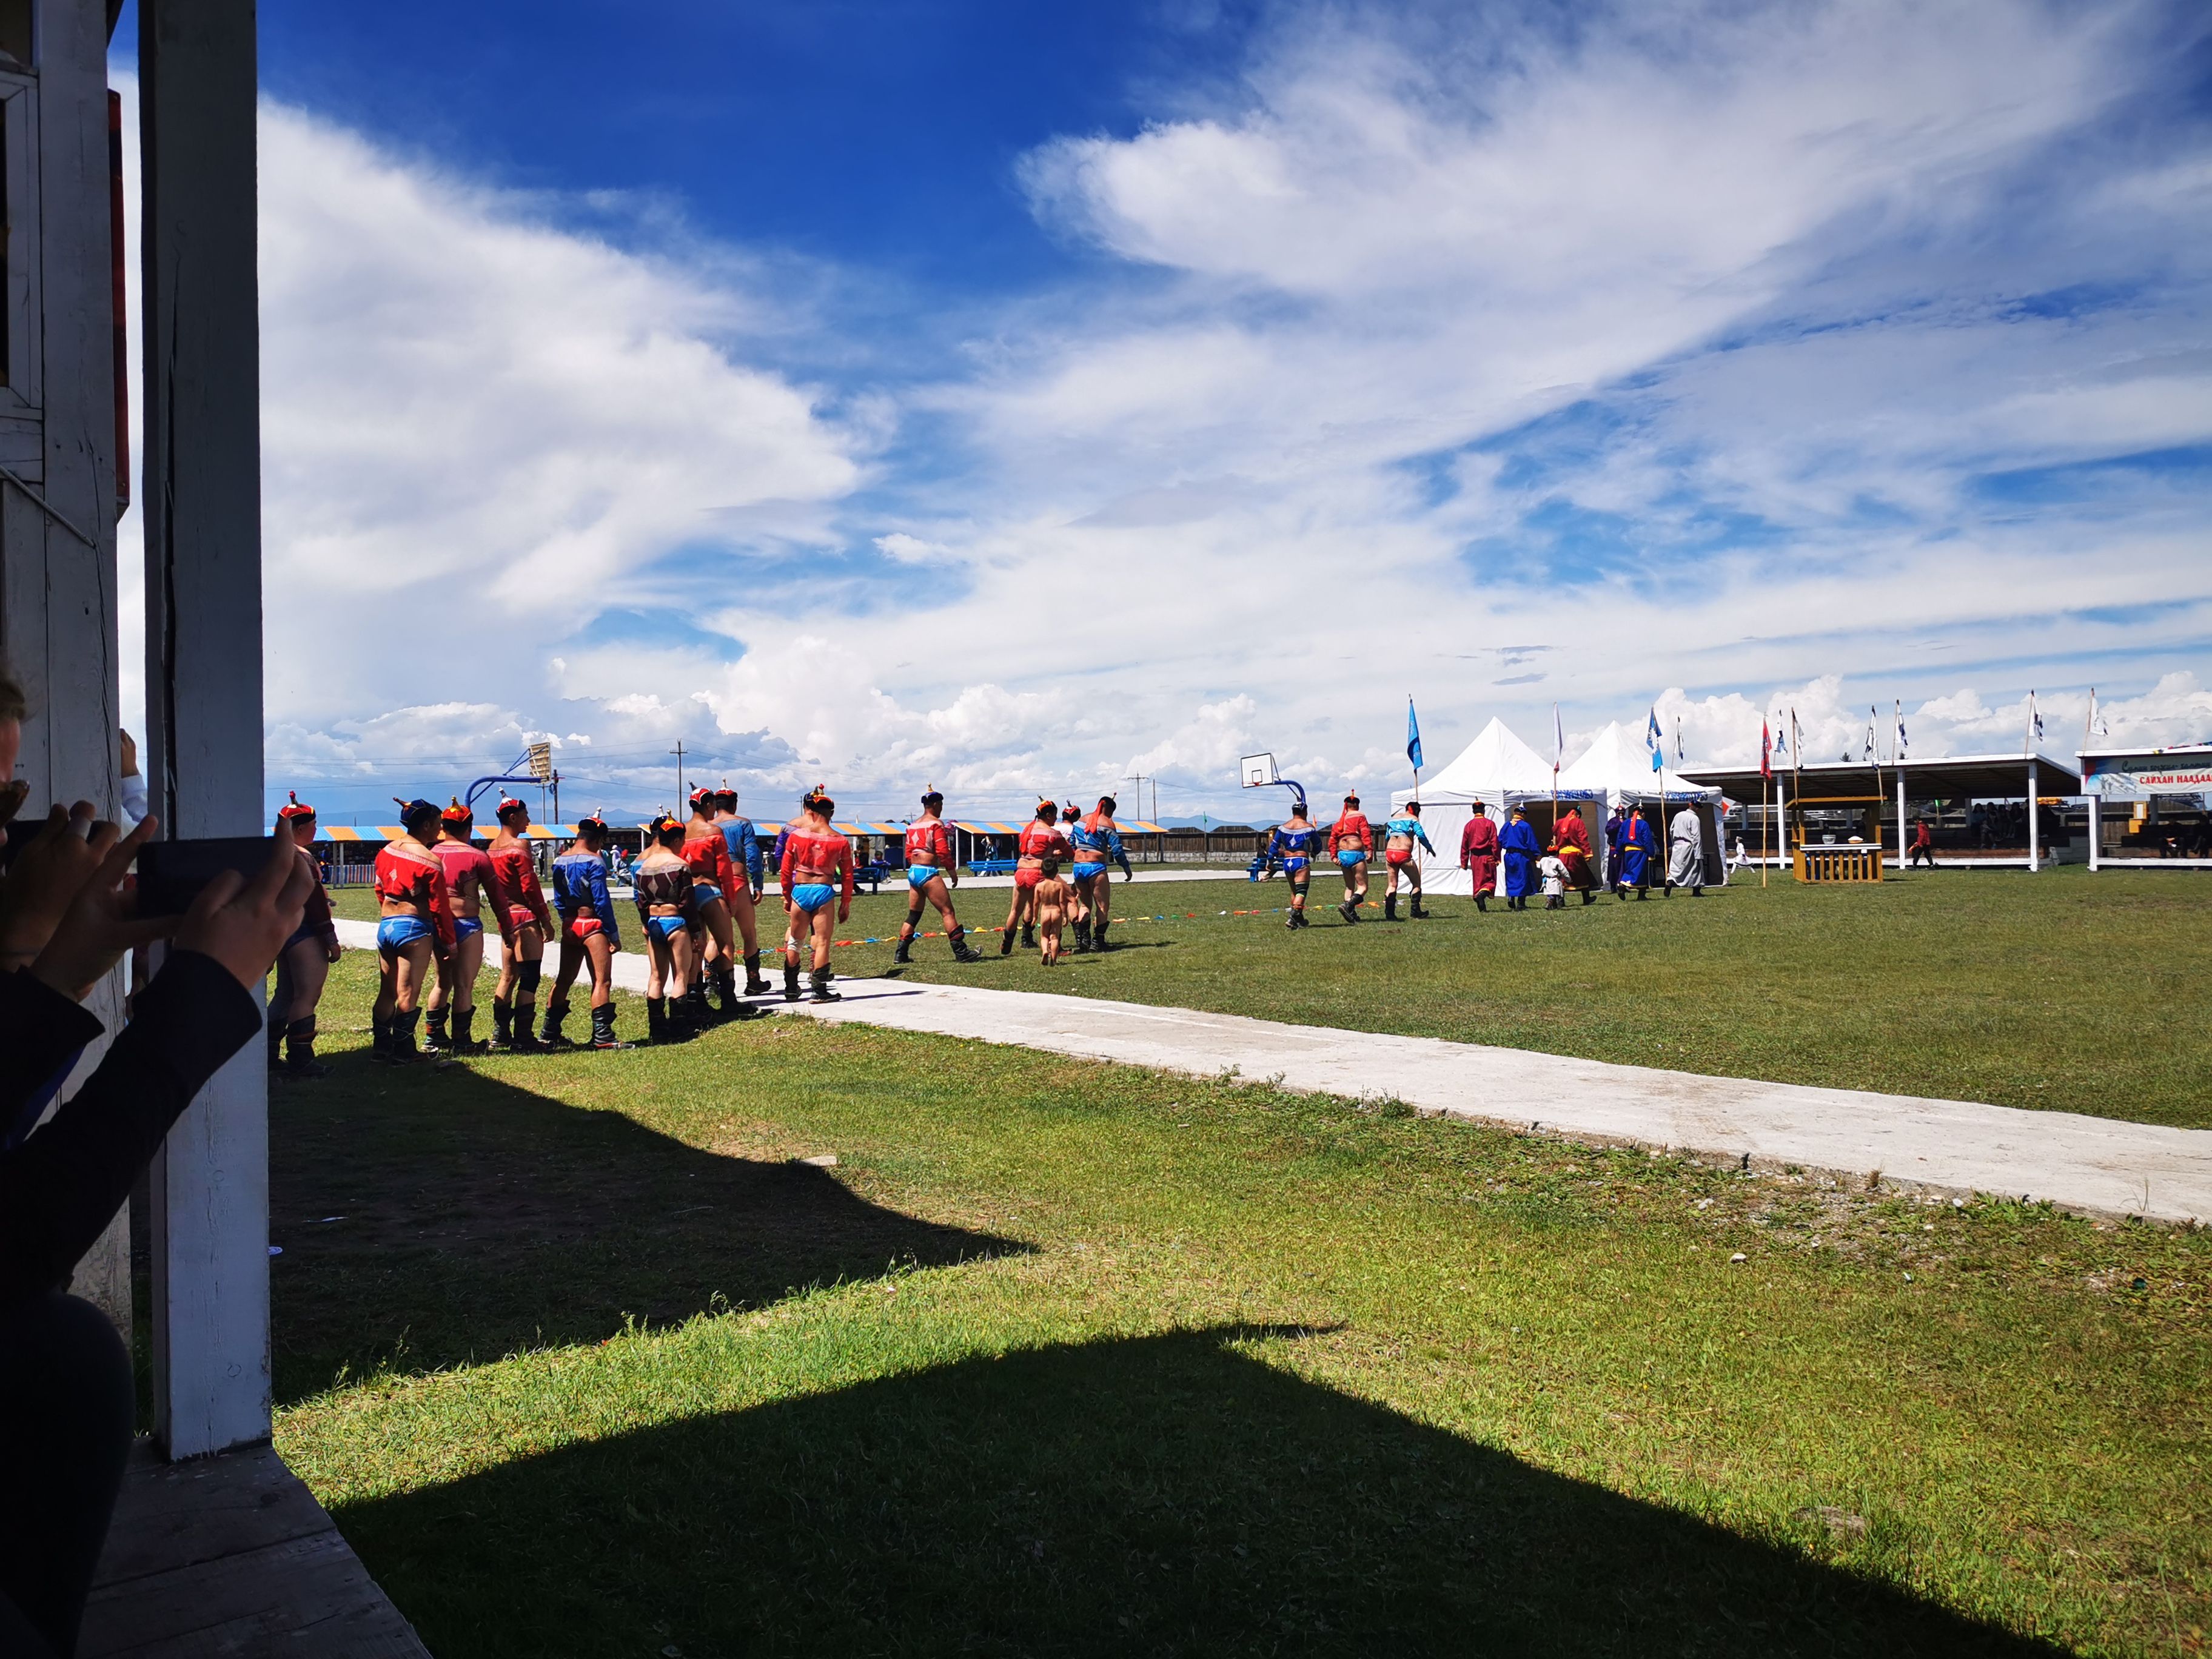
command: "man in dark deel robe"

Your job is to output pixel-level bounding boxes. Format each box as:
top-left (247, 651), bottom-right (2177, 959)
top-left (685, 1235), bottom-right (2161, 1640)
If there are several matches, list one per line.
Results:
top-left (1616, 806), bottom-right (1657, 900)
top-left (1459, 800), bottom-right (1501, 912)
top-left (1604, 805), bottom-right (1627, 879)
top-left (1550, 805), bottom-right (1598, 904)
top-left (1500, 806), bottom-right (1541, 911)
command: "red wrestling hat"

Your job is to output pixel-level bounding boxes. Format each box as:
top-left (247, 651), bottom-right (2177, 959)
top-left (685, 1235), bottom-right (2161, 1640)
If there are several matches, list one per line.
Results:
top-left (441, 796), bottom-right (473, 826)
top-left (689, 787), bottom-right (714, 810)
top-left (650, 813), bottom-right (683, 837)
top-left (277, 791), bottom-right (317, 823)
top-left (495, 794), bottom-right (529, 819)
top-left (394, 796), bottom-right (440, 828)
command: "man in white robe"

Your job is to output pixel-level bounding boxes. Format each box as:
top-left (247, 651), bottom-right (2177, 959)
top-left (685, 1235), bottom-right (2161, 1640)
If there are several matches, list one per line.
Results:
top-left (1667, 805), bottom-right (1706, 897)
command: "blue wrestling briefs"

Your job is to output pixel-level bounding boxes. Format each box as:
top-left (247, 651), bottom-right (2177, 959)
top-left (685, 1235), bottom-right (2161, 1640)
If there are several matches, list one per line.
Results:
top-left (907, 865), bottom-right (943, 890)
top-left (1337, 849), bottom-right (1366, 868)
top-left (377, 915), bottom-right (432, 951)
top-left (1071, 861), bottom-right (1107, 882)
top-left (454, 916), bottom-right (483, 942)
top-left (1284, 857), bottom-right (1310, 876)
top-left (646, 914), bottom-right (688, 942)
top-left (791, 882), bottom-right (836, 914)
top-left (692, 880), bottom-right (722, 905)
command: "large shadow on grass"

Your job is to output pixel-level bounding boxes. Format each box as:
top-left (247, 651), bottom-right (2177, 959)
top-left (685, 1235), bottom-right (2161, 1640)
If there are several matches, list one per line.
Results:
top-left (270, 1061), bottom-right (1020, 1404)
top-left (340, 1325), bottom-right (2057, 1659)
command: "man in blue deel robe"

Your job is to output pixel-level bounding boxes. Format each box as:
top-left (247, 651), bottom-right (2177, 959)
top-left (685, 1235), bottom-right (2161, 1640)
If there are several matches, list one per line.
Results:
top-left (1499, 806), bottom-right (1541, 911)
top-left (1616, 806), bottom-right (1656, 900)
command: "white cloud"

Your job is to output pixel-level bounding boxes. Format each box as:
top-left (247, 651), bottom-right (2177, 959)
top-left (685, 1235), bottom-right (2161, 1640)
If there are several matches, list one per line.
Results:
top-left (113, 4), bottom-right (2212, 826)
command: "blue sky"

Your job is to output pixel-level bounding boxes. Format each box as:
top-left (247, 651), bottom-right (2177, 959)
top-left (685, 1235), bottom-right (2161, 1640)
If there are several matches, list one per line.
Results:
top-left (109, 0), bottom-right (2212, 823)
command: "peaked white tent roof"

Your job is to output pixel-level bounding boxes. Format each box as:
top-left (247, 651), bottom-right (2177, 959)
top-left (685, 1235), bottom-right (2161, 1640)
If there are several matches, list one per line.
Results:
top-left (1557, 722), bottom-right (1721, 804)
top-left (1395, 717), bottom-right (1563, 805)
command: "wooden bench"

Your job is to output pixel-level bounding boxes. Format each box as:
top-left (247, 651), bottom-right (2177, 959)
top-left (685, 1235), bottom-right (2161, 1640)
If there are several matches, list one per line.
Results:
top-left (968, 858), bottom-right (1017, 877)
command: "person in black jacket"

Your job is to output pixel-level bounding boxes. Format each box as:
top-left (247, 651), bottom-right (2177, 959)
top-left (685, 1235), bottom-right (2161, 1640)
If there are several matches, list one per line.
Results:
top-left (0, 703), bottom-right (312, 1655)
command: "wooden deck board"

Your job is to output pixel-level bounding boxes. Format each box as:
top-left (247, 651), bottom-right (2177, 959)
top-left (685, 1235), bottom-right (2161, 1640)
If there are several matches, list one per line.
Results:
top-left (81, 1441), bottom-right (429, 1658)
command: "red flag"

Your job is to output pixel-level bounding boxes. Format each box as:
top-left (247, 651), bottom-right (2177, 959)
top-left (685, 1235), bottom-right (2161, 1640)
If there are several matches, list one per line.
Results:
top-left (1760, 720), bottom-right (1773, 779)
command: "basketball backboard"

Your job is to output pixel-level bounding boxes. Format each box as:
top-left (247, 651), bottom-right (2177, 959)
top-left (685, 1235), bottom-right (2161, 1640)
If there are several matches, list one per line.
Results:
top-left (1239, 752), bottom-right (1278, 788)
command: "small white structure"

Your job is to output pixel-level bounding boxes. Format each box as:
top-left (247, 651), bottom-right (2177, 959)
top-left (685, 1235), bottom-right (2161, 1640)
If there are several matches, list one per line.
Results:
top-left (2081, 745), bottom-right (2212, 870)
top-left (1557, 723), bottom-right (1728, 882)
top-left (1389, 717), bottom-right (1567, 895)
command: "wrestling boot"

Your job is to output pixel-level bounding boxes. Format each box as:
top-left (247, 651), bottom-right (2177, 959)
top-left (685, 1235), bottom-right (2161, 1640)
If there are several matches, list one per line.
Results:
top-left (999, 926), bottom-right (1016, 956)
top-left (1338, 899), bottom-right (1359, 923)
top-left (452, 1006), bottom-right (481, 1055)
top-left (684, 985), bottom-right (714, 1031)
top-left (283, 1017), bottom-right (328, 1079)
top-left (368, 1014), bottom-right (392, 1064)
top-left (743, 951), bottom-right (772, 996)
top-left (491, 998), bottom-right (515, 1051)
top-left (392, 1008), bottom-right (430, 1062)
top-left (809, 968), bottom-right (843, 1003)
top-left (540, 997), bottom-right (572, 1049)
top-left (1474, 893), bottom-right (1489, 913)
top-left (893, 932), bottom-right (914, 965)
top-left (509, 1003), bottom-right (545, 1053)
top-left (1582, 890), bottom-right (1597, 905)
top-left (1073, 917), bottom-right (1093, 954)
top-left (1285, 910), bottom-right (1299, 930)
top-left (783, 959), bottom-right (805, 1001)
top-left (1021, 923), bottom-right (1037, 951)
top-left (266, 1005), bottom-right (286, 1071)
top-left (948, 925), bottom-right (984, 964)
top-left (1091, 920), bottom-right (1110, 951)
top-left (589, 1004), bottom-right (632, 1051)
top-left (1410, 897), bottom-right (1430, 919)
top-left (719, 964), bottom-right (764, 1019)
top-left (1635, 886), bottom-right (1649, 901)
top-left (423, 1007), bottom-right (451, 1054)
top-left (1384, 893), bottom-right (1399, 921)
top-left (646, 998), bottom-right (669, 1044)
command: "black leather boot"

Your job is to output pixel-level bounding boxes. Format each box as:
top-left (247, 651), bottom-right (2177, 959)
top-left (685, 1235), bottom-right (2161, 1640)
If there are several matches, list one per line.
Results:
top-left (783, 959), bottom-right (803, 1001)
top-left (491, 998), bottom-right (515, 1050)
top-left (1384, 893), bottom-right (1398, 921)
top-left (894, 933), bottom-right (913, 965)
top-left (950, 925), bottom-right (982, 962)
top-left (809, 968), bottom-right (842, 1003)
top-left (541, 998), bottom-right (571, 1048)
top-left (647, 998), bottom-right (669, 1044)
top-left (590, 1004), bottom-right (631, 1050)
top-left (743, 951), bottom-right (771, 996)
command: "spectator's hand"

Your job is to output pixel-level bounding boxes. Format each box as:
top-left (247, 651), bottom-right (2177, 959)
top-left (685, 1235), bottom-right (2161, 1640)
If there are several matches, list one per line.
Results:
top-left (31, 815), bottom-right (176, 1000)
top-left (173, 824), bottom-right (314, 992)
top-left (0, 800), bottom-right (108, 966)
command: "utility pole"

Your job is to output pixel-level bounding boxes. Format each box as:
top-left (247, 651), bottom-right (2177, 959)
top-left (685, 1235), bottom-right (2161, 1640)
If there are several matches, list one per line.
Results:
top-left (1125, 772), bottom-right (1153, 862)
top-left (671, 741), bottom-right (686, 809)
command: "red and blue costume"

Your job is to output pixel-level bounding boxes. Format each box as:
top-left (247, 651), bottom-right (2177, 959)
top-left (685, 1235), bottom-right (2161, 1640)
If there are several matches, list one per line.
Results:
top-left (1015, 820), bottom-right (1069, 890)
top-left (374, 843), bottom-right (456, 958)
top-left (552, 850), bottom-right (621, 946)
top-left (904, 818), bottom-right (954, 888)
top-left (780, 828), bottom-right (855, 914)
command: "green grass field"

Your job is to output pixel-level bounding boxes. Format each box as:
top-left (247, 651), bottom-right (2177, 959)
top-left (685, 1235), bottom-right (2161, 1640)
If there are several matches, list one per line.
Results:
top-left (335, 863), bottom-right (2212, 1127)
top-left (276, 949), bottom-right (2211, 1658)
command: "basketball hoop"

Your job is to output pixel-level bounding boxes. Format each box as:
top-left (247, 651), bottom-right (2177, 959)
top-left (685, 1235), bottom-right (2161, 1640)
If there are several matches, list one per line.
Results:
top-left (1240, 753), bottom-right (1278, 788)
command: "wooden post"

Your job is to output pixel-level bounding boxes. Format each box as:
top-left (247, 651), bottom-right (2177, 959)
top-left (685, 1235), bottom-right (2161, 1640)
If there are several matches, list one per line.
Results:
top-left (2088, 794), bottom-right (2100, 873)
top-left (140, 0), bottom-right (269, 1460)
top-left (2027, 760), bottom-right (2040, 873)
top-left (1896, 766), bottom-right (1907, 874)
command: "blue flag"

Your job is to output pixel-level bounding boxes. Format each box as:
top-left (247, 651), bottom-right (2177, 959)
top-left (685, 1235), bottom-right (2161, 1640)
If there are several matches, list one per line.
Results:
top-left (1406, 697), bottom-right (1424, 772)
top-left (1645, 707), bottom-right (1664, 773)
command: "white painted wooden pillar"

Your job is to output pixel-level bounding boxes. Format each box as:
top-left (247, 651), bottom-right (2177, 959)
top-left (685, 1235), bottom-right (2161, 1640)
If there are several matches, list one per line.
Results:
top-left (2027, 762), bottom-right (2040, 874)
top-left (2088, 794), bottom-right (2100, 873)
top-left (139, 0), bottom-right (269, 1459)
top-left (1896, 768), bottom-right (1906, 871)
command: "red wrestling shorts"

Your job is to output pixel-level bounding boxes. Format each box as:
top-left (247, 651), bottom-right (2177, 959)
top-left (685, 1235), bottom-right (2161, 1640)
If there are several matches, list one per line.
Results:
top-left (1014, 868), bottom-right (1044, 890)
top-left (566, 915), bottom-right (603, 941)
top-left (1386, 849), bottom-right (1413, 868)
top-left (509, 905), bottom-right (543, 935)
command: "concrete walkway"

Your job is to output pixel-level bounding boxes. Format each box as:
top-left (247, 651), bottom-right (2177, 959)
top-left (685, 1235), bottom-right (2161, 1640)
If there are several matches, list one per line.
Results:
top-left (333, 920), bottom-right (2211, 1223)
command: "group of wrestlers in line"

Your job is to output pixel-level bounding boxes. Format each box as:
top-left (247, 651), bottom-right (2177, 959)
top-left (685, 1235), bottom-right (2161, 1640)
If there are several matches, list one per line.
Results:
top-left (253, 782), bottom-right (1706, 1073)
top-left (260, 784), bottom-right (1145, 1070)
top-left (1253, 794), bottom-right (1707, 921)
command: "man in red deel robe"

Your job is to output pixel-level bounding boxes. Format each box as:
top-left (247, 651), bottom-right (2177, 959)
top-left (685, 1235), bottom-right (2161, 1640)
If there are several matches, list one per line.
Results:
top-left (1549, 805), bottom-right (1600, 904)
top-left (1460, 800), bottom-right (1501, 912)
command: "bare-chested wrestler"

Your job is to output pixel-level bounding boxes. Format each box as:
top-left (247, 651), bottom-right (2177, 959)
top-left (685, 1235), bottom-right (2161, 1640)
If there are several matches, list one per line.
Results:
top-left (485, 795), bottom-right (554, 1051)
top-left (709, 784), bottom-right (773, 996)
top-left (778, 787), bottom-right (856, 1002)
top-left (1001, 800), bottom-right (1070, 955)
top-left (372, 798), bottom-right (456, 1062)
top-left (424, 799), bottom-right (498, 1054)
top-left (894, 787), bottom-right (983, 964)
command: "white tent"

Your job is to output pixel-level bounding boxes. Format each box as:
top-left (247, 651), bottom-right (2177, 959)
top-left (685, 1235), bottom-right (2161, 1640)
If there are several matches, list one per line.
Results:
top-left (1557, 722), bottom-right (1727, 884)
top-left (1389, 718), bottom-right (1574, 895)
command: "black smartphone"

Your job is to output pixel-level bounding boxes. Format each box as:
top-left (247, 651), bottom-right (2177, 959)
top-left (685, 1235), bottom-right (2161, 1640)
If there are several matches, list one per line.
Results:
top-left (136, 835), bottom-right (278, 916)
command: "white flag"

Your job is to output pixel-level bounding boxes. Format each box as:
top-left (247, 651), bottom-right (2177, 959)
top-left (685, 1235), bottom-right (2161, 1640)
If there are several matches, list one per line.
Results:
top-left (1552, 702), bottom-right (1564, 772)
top-left (1894, 698), bottom-right (1908, 760)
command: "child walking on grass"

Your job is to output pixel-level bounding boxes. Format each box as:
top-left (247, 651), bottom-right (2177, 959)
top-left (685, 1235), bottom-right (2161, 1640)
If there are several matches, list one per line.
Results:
top-left (1033, 873), bottom-right (1073, 965)
top-left (1539, 853), bottom-right (1568, 911)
